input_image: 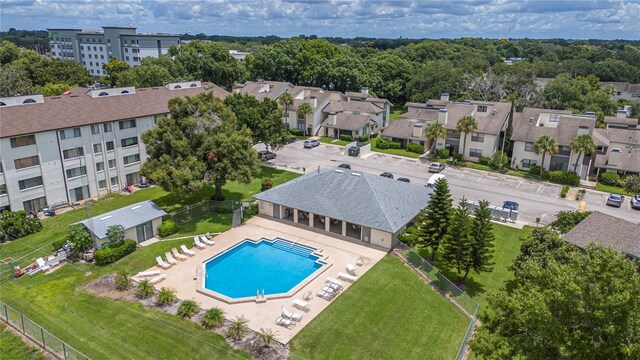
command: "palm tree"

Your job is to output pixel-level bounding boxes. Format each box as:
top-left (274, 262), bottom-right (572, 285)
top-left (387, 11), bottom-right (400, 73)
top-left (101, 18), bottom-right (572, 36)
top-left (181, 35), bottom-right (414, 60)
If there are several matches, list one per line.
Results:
top-left (136, 279), bottom-right (154, 298)
top-left (257, 327), bottom-right (279, 348)
top-left (177, 299), bottom-right (199, 319)
top-left (297, 101), bottom-right (314, 136)
top-left (156, 287), bottom-right (176, 306)
top-left (456, 115), bottom-right (478, 159)
top-left (425, 123), bottom-right (446, 155)
top-left (226, 316), bottom-right (249, 341)
top-left (570, 134), bottom-right (596, 174)
top-left (201, 307), bottom-right (225, 329)
top-left (277, 91), bottom-right (294, 127)
top-left (533, 135), bottom-right (559, 174)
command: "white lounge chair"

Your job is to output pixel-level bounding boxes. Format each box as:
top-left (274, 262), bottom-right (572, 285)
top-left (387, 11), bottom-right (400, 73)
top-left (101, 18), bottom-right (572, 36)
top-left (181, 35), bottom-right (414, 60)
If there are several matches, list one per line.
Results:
top-left (193, 236), bottom-right (206, 249)
top-left (137, 270), bottom-right (161, 278)
top-left (326, 282), bottom-right (340, 291)
top-left (293, 299), bottom-right (310, 311)
top-left (326, 277), bottom-right (344, 289)
top-left (150, 274), bottom-right (166, 284)
top-left (180, 244), bottom-right (196, 256)
top-left (346, 263), bottom-right (357, 275)
top-left (200, 235), bottom-right (215, 246)
top-left (172, 248), bottom-right (188, 261)
top-left (276, 316), bottom-right (293, 328)
top-left (282, 306), bottom-right (303, 322)
top-left (165, 252), bottom-right (178, 265)
top-left (338, 272), bottom-right (357, 282)
top-left (316, 289), bottom-right (333, 300)
top-left (156, 256), bottom-right (171, 269)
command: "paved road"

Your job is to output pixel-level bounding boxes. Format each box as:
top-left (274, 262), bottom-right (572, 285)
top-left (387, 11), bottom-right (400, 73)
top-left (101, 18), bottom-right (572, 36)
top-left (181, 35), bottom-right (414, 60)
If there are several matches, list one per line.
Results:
top-left (258, 142), bottom-right (640, 226)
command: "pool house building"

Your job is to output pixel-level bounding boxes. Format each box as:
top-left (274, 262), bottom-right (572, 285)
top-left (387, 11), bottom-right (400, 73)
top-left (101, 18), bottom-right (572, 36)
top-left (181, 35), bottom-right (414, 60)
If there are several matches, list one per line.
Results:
top-left (254, 168), bottom-right (431, 250)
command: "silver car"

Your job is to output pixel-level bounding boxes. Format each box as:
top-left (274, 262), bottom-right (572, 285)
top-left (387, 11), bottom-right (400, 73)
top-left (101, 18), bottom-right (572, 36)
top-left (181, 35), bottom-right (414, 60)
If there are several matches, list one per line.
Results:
top-left (304, 139), bottom-right (320, 148)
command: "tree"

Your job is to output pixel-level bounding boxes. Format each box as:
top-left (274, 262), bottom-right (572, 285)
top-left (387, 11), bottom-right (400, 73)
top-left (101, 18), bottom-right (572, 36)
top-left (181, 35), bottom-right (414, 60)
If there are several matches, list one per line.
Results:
top-left (472, 244), bottom-right (640, 360)
top-left (105, 224), bottom-right (125, 246)
top-left (136, 279), bottom-right (154, 298)
top-left (141, 93), bottom-right (261, 201)
top-left (415, 178), bottom-right (453, 260)
top-left (296, 101), bottom-right (314, 135)
top-left (623, 174), bottom-right (640, 195)
top-left (0, 40), bottom-right (20, 65)
top-left (116, 64), bottom-right (174, 88)
top-left (40, 82), bottom-right (73, 96)
top-left (277, 91), bottom-right (294, 125)
top-left (533, 135), bottom-right (559, 173)
top-left (425, 123), bottom-right (446, 154)
top-left (0, 210), bottom-right (42, 241)
top-left (0, 64), bottom-right (32, 97)
top-left (66, 224), bottom-right (93, 254)
top-left (115, 270), bottom-right (130, 291)
top-left (569, 134), bottom-right (596, 173)
top-left (226, 316), bottom-right (249, 341)
top-left (549, 210), bottom-right (593, 234)
top-left (257, 328), bottom-right (279, 349)
top-left (440, 197), bottom-right (473, 283)
top-left (509, 227), bottom-right (576, 276)
top-left (456, 115), bottom-right (478, 158)
top-left (201, 307), bottom-right (225, 329)
top-left (489, 151), bottom-right (509, 170)
top-left (102, 57), bottom-right (130, 87)
top-left (224, 93), bottom-right (289, 149)
top-left (503, 101), bottom-right (514, 154)
top-left (468, 200), bottom-right (494, 281)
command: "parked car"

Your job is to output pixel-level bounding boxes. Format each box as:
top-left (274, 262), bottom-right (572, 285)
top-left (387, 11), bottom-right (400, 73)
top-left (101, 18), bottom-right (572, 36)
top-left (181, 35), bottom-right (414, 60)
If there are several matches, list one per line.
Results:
top-left (257, 150), bottom-right (276, 160)
top-left (137, 182), bottom-right (150, 188)
top-left (397, 177), bottom-right (410, 183)
top-left (502, 201), bottom-right (519, 211)
top-left (428, 163), bottom-right (446, 173)
top-left (337, 163), bottom-right (351, 169)
top-left (348, 146), bottom-right (360, 157)
top-left (606, 194), bottom-right (624, 208)
top-left (42, 207), bottom-right (55, 217)
top-left (631, 195), bottom-right (640, 210)
top-left (426, 173), bottom-right (445, 188)
top-left (380, 172), bottom-right (394, 179)
top-left (304, 139), bottom-right (320, 148)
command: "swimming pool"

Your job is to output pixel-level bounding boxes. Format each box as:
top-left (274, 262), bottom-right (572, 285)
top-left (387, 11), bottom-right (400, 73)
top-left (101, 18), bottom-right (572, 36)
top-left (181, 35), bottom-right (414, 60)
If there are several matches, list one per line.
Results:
top-left (203, 238), bottom-right (324, 299)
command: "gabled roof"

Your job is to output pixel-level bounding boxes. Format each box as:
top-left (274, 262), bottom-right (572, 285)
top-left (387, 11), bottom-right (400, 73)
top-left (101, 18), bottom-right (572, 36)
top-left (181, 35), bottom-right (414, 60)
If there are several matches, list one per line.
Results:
top-left (399, 109), bottom-right (438, 122)
top-left (320, 113), bottom-right (373, 131)
top-left (76, 201), bottom-right (167, 239)
top-left (254, 168), bottom-right (431, 233)
top-left (381, 119), bottom-right (426, 141)
top-left (594, 147), bottom-right (640, 173)
top-left (563, 212), bottom-right (640, 260)
top-left (322, 100), bottom-right (383, 114)
top-left (235, 81), bottom-right (294, 100)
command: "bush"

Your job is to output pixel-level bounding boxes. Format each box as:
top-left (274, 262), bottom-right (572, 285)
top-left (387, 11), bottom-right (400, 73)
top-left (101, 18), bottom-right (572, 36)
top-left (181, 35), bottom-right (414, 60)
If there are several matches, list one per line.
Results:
top-left (51, 239), bottom-right (67, 251)
top-left (542, 171), bottom-right (580, 186)
top-left (115, 270), bottom-right (130, 291)
top-left (158, 220), bottom-right (178, 238)
top-left (94, 239), bottom-right (137, 265)
top-left (599, 172), bottom-right (620, 186)
top-left (0, 210), bottom-right (43, 241)
top-left (371, 132), bottom-right (379, 138)
top-left (397, 233), bottom-right (419, 246)
top-left (478, 156), bottom-right (491, 166)
top-left (437, 149), bottom-right (450, 158)
top-left (406, 142), bottom-right (424, 154)
top-left (260, 178), bottom-right (273, 191)
top-left (374, 137), bottom-right (401, 150)
top-left (453, 153), bottom-right (463, 162)
top-left (550, 210), bottom-right (593, 234)
top-left (560, 185), bottom-right (569, 198)
top-left (156, 287), bottom-right (176, 306)
top-left (177, 299), bottom-right (200, 319)
top-left (226, 316), bottom-right (249, 341)
top-left (289, 129), bottom-right (304, 136)
top-left (357, 134), bottom-right (369, 142)
top-left (339, 134), bottom-right (353, 142)
top-left (136, 279), bottom-right (155, 298)
top-left (201, 307), bottom-right (226, 329)
top-left (529, 165), bottom-right (541, 175)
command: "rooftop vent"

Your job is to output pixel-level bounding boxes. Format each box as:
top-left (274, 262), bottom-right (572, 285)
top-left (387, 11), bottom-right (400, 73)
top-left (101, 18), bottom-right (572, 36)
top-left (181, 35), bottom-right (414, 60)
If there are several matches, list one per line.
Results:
top-left (165, 81), bottom-right (201, 90)
top-left (88, 87), bottom-right (135, 98)
top-left (131, 205), bottom-right (141, 210)
top-left (351, 172), bottom-right (361, 176)
top-left (334, 169), bottom-right (344, 173)
top-left (100, 215), bottom-right (112, 221)
top-left (0, 94), bottom-right (45, 107)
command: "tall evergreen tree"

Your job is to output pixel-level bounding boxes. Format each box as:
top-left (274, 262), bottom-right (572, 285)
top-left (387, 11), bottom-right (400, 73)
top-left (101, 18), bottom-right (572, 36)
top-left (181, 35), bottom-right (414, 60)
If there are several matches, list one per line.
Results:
top-left (416, 178), bottom-right (453, 260)
top-left (440, 197), bottom-right (473, 283)
top-left (465, 200), bottom-right (494, 283)
top-left (503, 101), bottom-right (514, 155)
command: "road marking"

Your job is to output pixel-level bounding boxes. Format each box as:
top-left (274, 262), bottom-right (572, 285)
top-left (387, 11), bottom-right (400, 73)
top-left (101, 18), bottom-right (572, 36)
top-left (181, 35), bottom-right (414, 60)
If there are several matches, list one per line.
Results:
top-left (536, 185), bottom-right (543, 193)
top-left (515, 181), bottom-right (522, 189)
top-left (476, 176), bottom-right (483, 182)
top-left (496, 179), bottom-right (502, 185)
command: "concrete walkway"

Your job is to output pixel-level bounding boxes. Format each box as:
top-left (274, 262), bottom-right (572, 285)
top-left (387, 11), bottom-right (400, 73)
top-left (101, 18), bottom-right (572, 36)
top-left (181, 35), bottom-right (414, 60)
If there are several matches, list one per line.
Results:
top-left (231, 208), bottom-right (242, 227)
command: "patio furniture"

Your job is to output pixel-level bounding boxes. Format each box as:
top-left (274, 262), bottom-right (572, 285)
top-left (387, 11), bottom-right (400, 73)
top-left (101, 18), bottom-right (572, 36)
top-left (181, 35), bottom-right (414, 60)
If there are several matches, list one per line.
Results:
top-left (165, 252), bottom-right (178, 265)
top-left (193, 236), bottom-right (206, 249)
top-left (321, 286), bottom-right (336, 294)
top-left (137, 270), bottom-right (161, 278)
top-left (302, 291), bottom-right (312, 300)
top-left (326, 282), bottom-right (340, 291)
top-left (346, 263), bottom-right (357, 275)
top-left (293, 299), bottom-right (310, 311)
top-left (180, 244), bottom-right (196, 256)
top-left (156, 256), bottom-right (171, 269)
top-left (200, 235), bottom-right (215, 246)
top-left (316, 289), bottom-right (333, 300)
top-left (172, 248), bottom-right (188, 261)
top-left (282, 306), bottom-right (303, 322)
top-left (150, 274), bottom-right (166, 284)
top-left (326, 277), bottom-right (344, 289)
top-left (338, 272), bottom-right (357, 282)
top-left (276, 316), bottom-right (293, 328)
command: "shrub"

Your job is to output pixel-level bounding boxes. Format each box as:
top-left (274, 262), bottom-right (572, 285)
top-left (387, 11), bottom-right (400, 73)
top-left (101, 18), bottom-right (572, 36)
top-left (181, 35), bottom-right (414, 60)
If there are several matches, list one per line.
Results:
top-left (478, 156), bottom-right (491, 166)
top-left (339, 134), bottom-right (353, 142)
top-left (158, 220), bottom-right (178, 238)
top-left (437, 149), bottom-right (450, 158)
top-left (260, 178), bottom-right (273, 191)
top-left (257, 328), bottom-right (279, 348)
top-left (201, 307), bottom-right (226, 329)
top-left (397, 233), bottom-right (419, 246)
top-left (51, 239), bottom-right (67, 251)
top-left (136, 279), bottom-right (155, 298)
top-left (529, 165), bottom-right (541, 175)
top-left (489, 151), bottom-right (509, 169)
top-left (105, 224), bottom-right (125, 246)
top-left (374, 137), bottom-right (401, 150)
top-left (357, 134), bottom-right (369, 142)
top-left (94, 239), bottom-right (137, 265)
top-left (599, 172), bottom-right (620, 186)
top-left (67, 224), bottom-right (93, 254)
top-left (288, 129), bottom-right (304, 136)
top-left (624, 174), bottom-right (640, 194)
top-left (550, 210), bottom-right (592, 234)
top-left (407, 142), bottom-right (424, 154)
top-left (388, 141), bottom-right (402, 149)
top-left (156, 287), bottom-right (176, 306)
top-left (177, 299), bottom-right (200, 319)
top-left (560, 185), bottom-right (569, 198)
top-left (115, 270), bottom-right (130, 291)
top-left (226, 316), bottom-right (249, 341)
top-left (542, 171), bottom-right (580, 186)
top-left (453, 153), bottom-right (463, 162)
top-left (0, 210), bottom-right (43, 241)
top-left (371, 132), bottom-right (379, 138)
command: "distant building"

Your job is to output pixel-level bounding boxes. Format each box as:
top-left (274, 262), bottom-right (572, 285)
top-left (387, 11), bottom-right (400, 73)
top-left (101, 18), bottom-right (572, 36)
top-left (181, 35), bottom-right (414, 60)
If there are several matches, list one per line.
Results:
top-left (535, 78), bottom-right (640, 100)
top-left (47, 26), bottom-right (180, 76)
top-left (229, 50), bottom-right (251, 62)
top-left (563, 211), bottom-right (640, 260)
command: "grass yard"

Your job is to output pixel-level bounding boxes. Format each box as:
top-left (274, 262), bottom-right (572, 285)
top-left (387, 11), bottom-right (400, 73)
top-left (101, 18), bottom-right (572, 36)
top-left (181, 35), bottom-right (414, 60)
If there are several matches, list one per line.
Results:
top-left (318, 136), bottom-right (352, 146)
top-left (595, 182), bottom-right (633, 196)
top-left (290, 255), bottom-right (469, 360)
top-left (371, 143), bottom-right (422, 158)
top-left (0, 323), bottom-right (48, 360)
top-left (389, 106), bottom-right (407, 122)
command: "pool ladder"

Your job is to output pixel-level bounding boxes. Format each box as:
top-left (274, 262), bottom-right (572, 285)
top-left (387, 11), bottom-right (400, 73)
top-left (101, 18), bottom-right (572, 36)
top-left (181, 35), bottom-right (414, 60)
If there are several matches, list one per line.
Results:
top-left (256, 289), bottom-right (266, 303)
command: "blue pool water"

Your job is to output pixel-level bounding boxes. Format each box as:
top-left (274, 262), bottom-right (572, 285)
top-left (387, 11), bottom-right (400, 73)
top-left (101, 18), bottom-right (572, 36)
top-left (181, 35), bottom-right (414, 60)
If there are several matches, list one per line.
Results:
top-left (204, 239), bottom-right (323, 299)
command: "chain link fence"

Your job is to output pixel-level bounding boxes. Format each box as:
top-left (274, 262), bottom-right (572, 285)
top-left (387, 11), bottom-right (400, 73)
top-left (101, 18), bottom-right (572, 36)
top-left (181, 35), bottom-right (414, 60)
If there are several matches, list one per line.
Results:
top-left (168, 200), bottom-right (240, 224)
top-left (1, 301), bottom-right (90, 360)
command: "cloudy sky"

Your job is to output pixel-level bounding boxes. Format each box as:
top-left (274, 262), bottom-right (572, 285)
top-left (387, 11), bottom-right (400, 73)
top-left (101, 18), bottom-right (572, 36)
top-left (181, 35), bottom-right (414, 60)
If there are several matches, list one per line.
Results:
top-left (1, 0), bottom-right (639, 39)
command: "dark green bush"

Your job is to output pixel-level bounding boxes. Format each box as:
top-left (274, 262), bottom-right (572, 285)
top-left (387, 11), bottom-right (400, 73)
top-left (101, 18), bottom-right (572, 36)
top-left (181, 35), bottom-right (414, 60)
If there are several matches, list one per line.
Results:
top-left (478, 156), bottom-right (491, 166)
top-left (529, 165), bottom-right (541, 175)
top-left (437, 149), bottom-right (450, 158)
top-left (388, 141), bottom-right (402, 149)
top-left (371, 132), bottom-right (379, 138)
top-left (51, 238), bottom-right (67, 251)
top-left (407, 142), bottom-right (424, 154)
top-left (0, 210), bottom-right (43, 241)
top-left (94, 239), bottom-right (137, 265)
top-left (599, 172), bottom-right (620, 186)
top-left (289, 129), bottom-right (304, 136)
top-left (542, 171), bottom-right (580, 186)
top-left (453, 153), bottom-right (463, 162)
top-left (560, 185), bottom-right (569, 198)
top-left (261, 178), bottom-right (273, 191)
top-left (339, 134), bottom-right (353, 142)
top-left (158, 220), bottom-right (178, 238)
top-left (357, 134), bottom-right (369, 142)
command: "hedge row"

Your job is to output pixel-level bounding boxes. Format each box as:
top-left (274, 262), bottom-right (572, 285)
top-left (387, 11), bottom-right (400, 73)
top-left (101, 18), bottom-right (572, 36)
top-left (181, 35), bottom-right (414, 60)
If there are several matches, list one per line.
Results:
top-left (375, 137), bottom-right (402, 149)
top-left (542, 171), bottom-right (580, 186)
top-left (339, 134), bottom-right (353, 142)
top-left (406, 142), bottom-right (424, 154)
top-left (158, 220), bottom-right (178, 238)
top-left (289, 129), bottom-right (305, 136)
top-left (95, 239), bottom-right (137, 265)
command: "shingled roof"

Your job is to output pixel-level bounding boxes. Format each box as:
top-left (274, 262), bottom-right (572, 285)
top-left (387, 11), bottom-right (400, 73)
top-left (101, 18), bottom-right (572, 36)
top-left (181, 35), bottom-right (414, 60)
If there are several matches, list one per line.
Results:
top-left (563, 212), bottom-right (640, 260)
top-left (77, 200), bottom-right (167, 240)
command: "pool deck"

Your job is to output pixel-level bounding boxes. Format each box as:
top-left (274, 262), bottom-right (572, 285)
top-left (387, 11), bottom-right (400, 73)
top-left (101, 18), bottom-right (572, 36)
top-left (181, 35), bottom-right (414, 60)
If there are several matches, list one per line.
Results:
top-left (138, 216), bottom-right (387, 343)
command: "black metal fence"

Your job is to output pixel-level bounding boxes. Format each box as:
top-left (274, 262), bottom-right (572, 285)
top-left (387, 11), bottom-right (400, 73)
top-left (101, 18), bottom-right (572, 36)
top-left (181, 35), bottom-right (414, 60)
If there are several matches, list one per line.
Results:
top-left (168, 200), bottom-right (240, 224)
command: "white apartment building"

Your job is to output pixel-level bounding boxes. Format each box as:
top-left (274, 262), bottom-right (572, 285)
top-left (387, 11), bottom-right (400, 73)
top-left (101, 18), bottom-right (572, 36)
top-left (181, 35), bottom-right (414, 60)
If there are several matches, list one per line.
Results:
top-left (48, 26), bottom-right (180, 76)
top-left (0, 82), bottom-right (228, 213)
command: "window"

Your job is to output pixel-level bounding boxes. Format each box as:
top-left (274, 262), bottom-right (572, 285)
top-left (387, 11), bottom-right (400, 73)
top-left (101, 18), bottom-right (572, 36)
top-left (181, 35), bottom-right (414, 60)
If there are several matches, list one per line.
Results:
top-left (91, 125), bottom-right (100, 134)
top-left (63, 147), bottom-right (84, 159)
top-left (121, 137), bottom-right (138, 147)
top-left (88, 54), bottom-right (92, 59)
top-left (66, 166), bottom-right (87, 178)
top-left (98, 180), bottom-right (107, 189)
top-left (69, 185), bottom-right (89, 202)
top-left (524, 142), bottom-right (534, 152)
top-left (471, 133), bottom-right (484, 142)
top-left (14, 156), bottom-right (40, 169)
top-left (23, 196), bottom-right (46, 213)
top-left (123, 154), bottom-right (140, 165)
top-left (110, 177), bottom-right (118, 186)
top-left (549, 114), bottom-right (561, 122)
top-left (125, 56), bottom-right (129, 61)
top-left (10, 135), bottom-right (36, 148)
top-left (18, 176), bottom-right (43, 190)
top-left (0, 184), bottom-right (6, 195)
top-left (469, 148), bottom-right (483, 158)
top-left (522, 159), bottom-right (537, 169)
top-left (59, 128), bottom-right (81, 140)
top-left (124, 47), bottom-right (128, 52)
top-left (119, 119), bottom-right (136, 130)
top-left (108, 159), bottom-right (116, 169)
top-left (93, 46), bottom-right (97, 51)
top-left (93, 143), bottom-right (102, 153)
top-left (106, 141), bottom-right (114, 151)
top-left (477, 105), bottom-right (488, 113)
top-left (103, 123), bottom-right (112, 132)
top-left (446, 129), bottom-right (460, 139)
top-left (96, 162), bottom-right (105, 172)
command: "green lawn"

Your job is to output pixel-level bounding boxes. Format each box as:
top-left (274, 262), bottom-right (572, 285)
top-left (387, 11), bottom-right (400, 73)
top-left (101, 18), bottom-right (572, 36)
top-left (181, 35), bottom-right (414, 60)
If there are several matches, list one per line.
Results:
top-left (170, 213), bottom-right (232, 238)
top-left (389, 107), bottom-right (406, 122)
top-left (0, 322), bottom-right (48, 360)
top-left (319, 136), bottom-right (352, 146)
top-left (371, 143), bottom-right (422, 158)
top-left (290, 255), bottom-right (469, 360)
top-left (595, 182), bottom-right (633, 196)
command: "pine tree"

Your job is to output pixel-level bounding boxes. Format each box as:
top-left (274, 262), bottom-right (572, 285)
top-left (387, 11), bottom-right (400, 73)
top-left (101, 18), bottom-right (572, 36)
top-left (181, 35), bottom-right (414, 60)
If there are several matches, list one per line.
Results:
top-left (416, 178), bottom-right (453, 260)
top-left (440, 197), bottom-right (473, 283)
top-left (464, 200), bottom-right (494, 283)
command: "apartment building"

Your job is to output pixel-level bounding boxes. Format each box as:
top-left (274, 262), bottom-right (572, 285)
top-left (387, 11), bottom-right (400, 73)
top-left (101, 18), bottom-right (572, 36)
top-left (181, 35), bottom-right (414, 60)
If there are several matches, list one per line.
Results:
top-left (48, 26), bottom-right (180, 75)
top-left (593, 125), bottom-right (640, 176)
top-left (0, 81), bottom-right (228, 213)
